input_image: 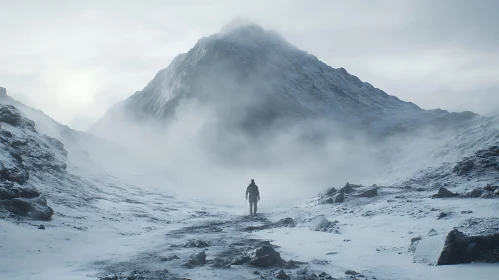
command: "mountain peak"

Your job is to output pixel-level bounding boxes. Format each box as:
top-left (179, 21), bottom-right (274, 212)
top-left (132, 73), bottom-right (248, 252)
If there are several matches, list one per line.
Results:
top-left (210, 20), bottom-right (289, 50)
top-left (220, 18), bottom-right (263, 34)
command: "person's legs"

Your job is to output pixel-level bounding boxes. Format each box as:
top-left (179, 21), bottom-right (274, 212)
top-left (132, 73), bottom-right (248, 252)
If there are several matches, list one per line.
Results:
top-left (249, 202), bottom-right (254, 215)
top-left (254, 201), bottom-right (258, 215)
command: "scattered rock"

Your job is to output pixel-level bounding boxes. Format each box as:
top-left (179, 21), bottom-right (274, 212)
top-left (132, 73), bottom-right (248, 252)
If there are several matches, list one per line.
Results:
top-left (159, 255), bottom-right (180, 262)
top-left (432, 187), bottom-right (458, 198)
top-left (428, 229), bottom-right (438, 236)
top-left (184, 239), bottom-right (210, 248)
top-left (409, 236), bottom-right (422, 253)
top-left (483, 184), bottom-right (498, 192)
top-left (283, 259), bottom-right (306, 269)
top-left (275, 270), bottom-right (290, 279)
top-left (309, 216), bottom-right (338, 233)
top-left (362, 211), bottom-right (375, 217)
top-left (325, 187), bottom-right (337, 196)
top-left (274, 217), bottom-right (296, 228)
top-left (38, 224), bottom-right (45, 230)
top-left (437, 212), bottom-right (450, 220)
top-left (323, 197), bottom-right (334, 204)
top-left (338, 183), bottom-right (355, 194)
top-left (231, 256), bottom-right (251, 265)
top-left (248, 245), bottom-right (282, 267)
top-left (333, 192), bottom-right (345, 203)
top-left (345, 270), bottom-right (359, 276)
top-left (244, 217), bottom-right (296, 231)
top-left (481, 192), bottom-right (495, 199)
top-left (495, 189), bottom-right (499, 196)
top-left (357, 188), bottom-right (378, 198)
top-left (183, 251), bottom-right (207, 268)
top-left (465, 188), bottom-right (483, 198)
top-left (461, 210), bottom-right (473, 214)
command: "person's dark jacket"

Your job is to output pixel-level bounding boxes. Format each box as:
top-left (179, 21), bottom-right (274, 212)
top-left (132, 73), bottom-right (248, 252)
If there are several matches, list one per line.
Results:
top-left (246, 183), bottom-right (260, 202)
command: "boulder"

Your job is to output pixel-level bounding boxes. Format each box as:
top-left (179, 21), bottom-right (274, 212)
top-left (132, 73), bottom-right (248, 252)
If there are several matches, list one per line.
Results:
top-left (273, 217), bottom-right (295, 228)
top-left (334, 192), bottom-right (345, 203)
top-left (183, 251), bottom-right (207, 268)
top-left (358, 188), bottom-right (378, 198)
top-left (325, 187), bottom-right (337, 196)
top-left (466, 188), bottom-right (483, 198)
top-left (275, 270), bottom-right (290, 279)
top-left (345, 270), bottom-right (359, 276)
top-left (310, 216), bottom-right (332, 232)
top-left (432, 187), bottom-right (458, 198)
top-left (437, 212), bottom-right (450, 220)
top-left (230, 256), bottom-right (251, 265)
top-left (437, 218), bottom-right (499, 265)
top-left (338, 183), bottom-right (354, 194)
top-left (495, 189), bottom-right (499, 196)
top-left (409, 236), bottom-right (422, 253)
top-left (483, 184), bottom-right (498, 192)
top-left (323, 197), bottom-right (334, 204)
top-left (248, 245), bottom-right (282, 267)
top-left (0, 196), bottom-right (53, 220)
top-left (428, 229), bottom-right (438, 236)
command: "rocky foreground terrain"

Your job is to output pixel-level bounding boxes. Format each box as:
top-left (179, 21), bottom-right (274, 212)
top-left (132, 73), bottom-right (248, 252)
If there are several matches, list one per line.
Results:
top-left (0, 102), bottom-right (498, 279)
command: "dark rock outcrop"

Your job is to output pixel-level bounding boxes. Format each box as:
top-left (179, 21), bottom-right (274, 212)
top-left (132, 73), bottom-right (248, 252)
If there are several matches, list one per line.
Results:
top-left (437, 218), bottom-right (499, 265)
top-left (248, 245), bottom-right (282, 267)
top-left (338, 183), bottom-right (355, 194)
top-left (334, 192), bottom-right (345, 203)
top-left (453, 146), bottom-right (499, 176)
top-left (357, 188), bottom-right (378, 198)
top-left (0, 104), bottom-right (69, 221)
top-left (275, 270), bottom-right (290, 279)
top-left (0, 105), bottom-right (36, 132)
top-left (432, 187), bottom-right (458, 198)
top-left (466, 188), bottom-right (483, 198)
top-left (325, 187), bottom-right (337, 196)
top-left (273, 217), bottom-right (296, 228)
top-left (0, 196), bottom-right (53, 221)
top-left (483, 184), bottom-right (498, 192)
top-left (183, 251), bottom-right (207, 268)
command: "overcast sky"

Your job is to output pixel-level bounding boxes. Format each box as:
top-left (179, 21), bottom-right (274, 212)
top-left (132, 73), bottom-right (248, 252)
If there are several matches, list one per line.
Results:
top-left (1, 0), bottom-right (498, 130)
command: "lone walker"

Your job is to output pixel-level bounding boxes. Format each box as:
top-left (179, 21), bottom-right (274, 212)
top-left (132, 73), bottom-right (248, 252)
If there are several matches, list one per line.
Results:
top-left (246, 179), bottom-right (260, 216)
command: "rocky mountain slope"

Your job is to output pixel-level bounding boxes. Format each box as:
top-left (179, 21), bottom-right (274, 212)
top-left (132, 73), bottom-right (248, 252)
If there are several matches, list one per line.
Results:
top-left (0, 104), bottom-right (66, 220)
top-left (92, 24), bottom-right (476, 141)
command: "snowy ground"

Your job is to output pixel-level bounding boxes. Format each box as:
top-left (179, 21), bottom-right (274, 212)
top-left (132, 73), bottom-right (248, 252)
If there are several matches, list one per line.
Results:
top-left (1, 177), bottom-right (498, 280)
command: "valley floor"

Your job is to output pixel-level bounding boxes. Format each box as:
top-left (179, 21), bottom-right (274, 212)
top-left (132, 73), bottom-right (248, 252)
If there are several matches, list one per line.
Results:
top-left (1, 180), bottom-right (498, 280)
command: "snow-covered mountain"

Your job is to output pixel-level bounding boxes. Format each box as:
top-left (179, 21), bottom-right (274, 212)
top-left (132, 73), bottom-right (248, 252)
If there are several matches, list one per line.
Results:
top-left (92, 23), bottom-right (476, 141)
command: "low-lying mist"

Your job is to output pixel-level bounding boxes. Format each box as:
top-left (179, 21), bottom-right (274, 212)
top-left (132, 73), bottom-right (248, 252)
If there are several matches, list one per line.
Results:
top-left (88, 97), bottom-right (472, 209)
